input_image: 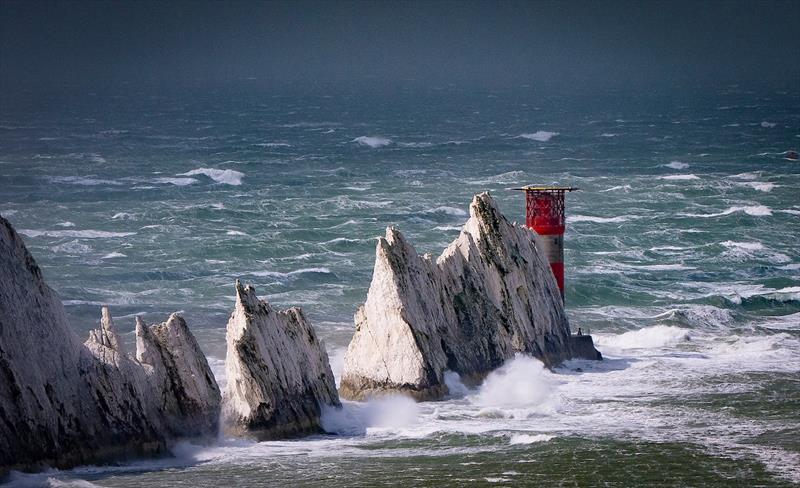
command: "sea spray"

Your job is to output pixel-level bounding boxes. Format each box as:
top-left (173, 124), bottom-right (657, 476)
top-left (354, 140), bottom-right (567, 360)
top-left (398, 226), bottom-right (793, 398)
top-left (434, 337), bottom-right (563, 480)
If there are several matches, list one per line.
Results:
top-left (321, 396), bottom-right (420, 435)
top-left (471, 355), bottom-right (560, 418)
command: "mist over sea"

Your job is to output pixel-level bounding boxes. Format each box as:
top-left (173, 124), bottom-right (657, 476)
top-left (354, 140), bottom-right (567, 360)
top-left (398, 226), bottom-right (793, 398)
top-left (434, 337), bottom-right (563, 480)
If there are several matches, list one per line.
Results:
top-left (1, 82), bottom-right (798, 486)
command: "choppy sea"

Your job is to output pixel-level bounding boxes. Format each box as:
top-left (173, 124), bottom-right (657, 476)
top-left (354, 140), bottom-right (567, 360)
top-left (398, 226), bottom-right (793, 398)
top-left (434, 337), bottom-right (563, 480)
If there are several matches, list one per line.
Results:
top-left (1, 82), bottom-right (798, 487)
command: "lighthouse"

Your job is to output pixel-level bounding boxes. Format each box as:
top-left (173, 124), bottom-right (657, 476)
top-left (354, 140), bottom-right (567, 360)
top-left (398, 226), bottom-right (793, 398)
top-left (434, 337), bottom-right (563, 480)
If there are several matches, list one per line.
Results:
top-left (515, 186), bottom-right (577, 301)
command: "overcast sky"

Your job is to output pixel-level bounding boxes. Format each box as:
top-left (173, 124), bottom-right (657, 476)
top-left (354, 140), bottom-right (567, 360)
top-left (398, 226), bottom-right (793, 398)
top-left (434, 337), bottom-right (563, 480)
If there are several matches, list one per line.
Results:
top-left (1, 0), bottom-right (799, 89)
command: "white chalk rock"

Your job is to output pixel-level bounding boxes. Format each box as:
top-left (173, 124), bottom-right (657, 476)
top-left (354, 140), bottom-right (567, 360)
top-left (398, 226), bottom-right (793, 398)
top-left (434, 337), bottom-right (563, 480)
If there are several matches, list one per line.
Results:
top-left (223, 281), bottom-right (340, 440)
top-left (340, 192), bottom-right (599, 400)
top-left (0, 215), bottom-right (220, 473)
top-left (134, 314), bottom-right (221, 438)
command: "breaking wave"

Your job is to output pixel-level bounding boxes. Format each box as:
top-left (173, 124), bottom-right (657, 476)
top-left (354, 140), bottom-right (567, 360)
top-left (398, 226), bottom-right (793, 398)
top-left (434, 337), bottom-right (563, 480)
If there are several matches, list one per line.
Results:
top-left (19, 229), bottom-right (136, 238)
top-left (352, 136), bottom-right (392, 148)
top-left (567, 215), bottom-right (638, 223)
top-left (595, 325), bottom-right (691, 350)
top-left (178, 168), bottom-right (244, 185)
top-left (683, 205), bottom-right (772, 218)
top-left (665, 161), bottom-right (690, 169)
top-left (518, 131), bottom-right (559, 142)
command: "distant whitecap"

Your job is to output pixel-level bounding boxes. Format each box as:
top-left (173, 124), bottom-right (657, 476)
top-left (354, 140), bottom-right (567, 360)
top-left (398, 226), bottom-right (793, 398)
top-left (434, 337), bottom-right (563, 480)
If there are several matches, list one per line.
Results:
top-left (352, 136), bottom-right (392, 148)
top-left (518, 131), bottom-right (559, 142)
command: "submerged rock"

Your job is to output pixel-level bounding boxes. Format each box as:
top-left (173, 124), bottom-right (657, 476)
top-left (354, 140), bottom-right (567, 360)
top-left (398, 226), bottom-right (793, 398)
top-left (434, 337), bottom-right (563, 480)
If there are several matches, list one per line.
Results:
top-left (222, 281), bottom-right (340, 440)
top-left (340, 192), bottom-right (600, 401)
top-left (0, 215), bottom-right (220, 474)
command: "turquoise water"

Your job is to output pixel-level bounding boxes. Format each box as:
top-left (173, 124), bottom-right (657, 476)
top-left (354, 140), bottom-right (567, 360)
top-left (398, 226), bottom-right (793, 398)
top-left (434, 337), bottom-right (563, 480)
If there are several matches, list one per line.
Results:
top-left (1, 82), bottom-right (798, 486)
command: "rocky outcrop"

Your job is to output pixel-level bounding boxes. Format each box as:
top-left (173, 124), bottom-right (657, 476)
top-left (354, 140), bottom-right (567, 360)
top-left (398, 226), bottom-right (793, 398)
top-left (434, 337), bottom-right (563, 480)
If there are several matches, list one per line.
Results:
top-left (0, 214), bottom-right (220, 474)
top-left (223, 281), bottom-right (340, 440)
top-left (340, 192), bottom-right (600, 401)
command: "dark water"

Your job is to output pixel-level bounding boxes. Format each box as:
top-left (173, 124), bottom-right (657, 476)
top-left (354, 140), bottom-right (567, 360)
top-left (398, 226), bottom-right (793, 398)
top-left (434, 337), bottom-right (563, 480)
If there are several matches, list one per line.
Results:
top-left (1, 82), bottom-right (798, 486)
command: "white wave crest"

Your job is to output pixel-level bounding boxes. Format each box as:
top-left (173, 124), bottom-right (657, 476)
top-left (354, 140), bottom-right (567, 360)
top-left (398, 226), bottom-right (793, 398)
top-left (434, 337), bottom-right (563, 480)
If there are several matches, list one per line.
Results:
top-left (683, 205), bottom-right (772, 218)
top-left (740, 181), bottom-right (775, 192)
top-left (155, 177), bottom-right (198, 186)
top-left (178, 168), bottom-right (244, 185)
top-left (760, 121), bottom-right (776, 128)
top-left (600, 185), bottom-right (632, 192)
top-left (101, 252), bottom-right (127, 259)
top-left (567, 215), bottom-right (637, 223)
top-left (661, 174), bottom-right (700, 180)
top-left (519, 131), bottom-right (559, 142)
top-left (509, 433), bottom-right (555, 445)
top-left (352, 136), bottom-right (392, 148)
top-left (250, 267), bottom-right (332, 279)
top-left (467, 170), bottom-right (526, 185)
top-left (19, 229), bottom-right (136, 238)
top-left (427, 206), bottom-right (468, 217)
top-left (50, 176), bottom-right (122, 186)
top-left (665, 161), bottom-right (690, 169)
top-left (595, 325), bottom-right (691, 350)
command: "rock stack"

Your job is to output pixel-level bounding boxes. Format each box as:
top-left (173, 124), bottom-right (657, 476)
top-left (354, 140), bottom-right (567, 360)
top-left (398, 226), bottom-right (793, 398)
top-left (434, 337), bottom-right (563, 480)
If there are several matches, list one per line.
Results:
top-left (222, 281), bottom-right (340, 440)
top-left (340, 192), bottom-right (600, 401)
top-left (0, 215), bottom-right (220, 474)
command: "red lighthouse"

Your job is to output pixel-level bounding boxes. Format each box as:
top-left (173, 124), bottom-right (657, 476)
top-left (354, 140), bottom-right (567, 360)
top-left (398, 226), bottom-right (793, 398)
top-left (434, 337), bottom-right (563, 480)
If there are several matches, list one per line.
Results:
top-left (515, 186), bottom-right (577, 301)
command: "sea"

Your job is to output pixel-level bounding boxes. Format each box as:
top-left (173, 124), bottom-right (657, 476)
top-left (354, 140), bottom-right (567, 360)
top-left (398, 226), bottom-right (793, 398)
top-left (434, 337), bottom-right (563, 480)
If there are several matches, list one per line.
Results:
top-left (1, 81), bottom-right (798, 487)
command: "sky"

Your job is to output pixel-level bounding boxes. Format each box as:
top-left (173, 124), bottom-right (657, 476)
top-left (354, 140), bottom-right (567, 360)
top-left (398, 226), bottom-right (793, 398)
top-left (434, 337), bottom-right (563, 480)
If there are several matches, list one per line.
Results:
top-left (1, 0), bottom-right (799, 89)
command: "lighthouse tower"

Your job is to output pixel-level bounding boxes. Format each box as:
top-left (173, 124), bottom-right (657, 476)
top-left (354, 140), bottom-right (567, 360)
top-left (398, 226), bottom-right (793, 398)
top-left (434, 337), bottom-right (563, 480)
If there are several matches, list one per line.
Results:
top-left (516, 186), bottom-right (577, 301)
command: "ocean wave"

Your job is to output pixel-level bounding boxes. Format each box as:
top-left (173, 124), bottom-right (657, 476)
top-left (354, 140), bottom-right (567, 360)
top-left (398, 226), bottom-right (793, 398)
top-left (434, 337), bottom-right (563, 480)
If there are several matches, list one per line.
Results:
top-left (567, 215), bottom-right (638, 223)
top-left (600, 185), bottom-right (631, 192)
top-left (427, 206), bottom-right (467, 217)
top-left (254, 142), bottom-right (291, 147)
top-left (595, 325), bottom-right (691, 350)
top-left (434, 225), bottom-right (462, 231)
top-left (178, 168), bottom-right (244, 185)
top-left (682, 205), bottom-right (772, 218)
top-left (508, 433), bottom-right (555, 445)
top-left (660, 174), bottom-right (700, 180)
top-left (729, 172), bottom-right (760, 180)
top-left (398, 142), bottom-right (435, 148)
top-left (250, 267), bottom-right (332, 279)
top-left (739, 181), bottom-right (775, 192)
top-left (49, 176), bottom-right (123, 186)
top-left (19, 229), bottom-right (136, 238)
top-left (52, 240), bottom-right (92, 254)
top-left (471, 355), bottom-right (559, 418)
top-left (101, 252), bottom-right (127, 259)
top-left (352, 136), bottom-right (392, 148)
top-left (154, 177), bottom-right (198, 186)
top-left (518, 131), bottom-right (559, 142)
top-left (599, 133), bottom-right (618, 138)
top-left (760, 121), bottom-right (776, 128)
top-left (467, 170), bottom-right (526, 185)
top-left (665, 161), bottom-right (690, 169)
top-left (619, 263), bottom-right (695, 271)
top-left (717, 241), bottom-right (789, 264)
top-left (225, 230), bottom-right (248, 236)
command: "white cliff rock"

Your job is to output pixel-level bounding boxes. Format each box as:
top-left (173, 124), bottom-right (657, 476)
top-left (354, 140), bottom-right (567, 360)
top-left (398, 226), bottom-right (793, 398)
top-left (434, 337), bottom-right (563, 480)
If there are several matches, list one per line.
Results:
top-left (223, 281), bottom-right (340, 440)
top-left (340, 192), bottom-right (600, 401)
top-left (0, 215), bottom-right (220, 474)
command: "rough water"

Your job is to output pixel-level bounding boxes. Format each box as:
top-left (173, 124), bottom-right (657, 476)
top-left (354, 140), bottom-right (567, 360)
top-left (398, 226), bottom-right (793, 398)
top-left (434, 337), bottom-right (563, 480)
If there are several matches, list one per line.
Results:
top-left (1, 82), bottom-right (798, 487)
